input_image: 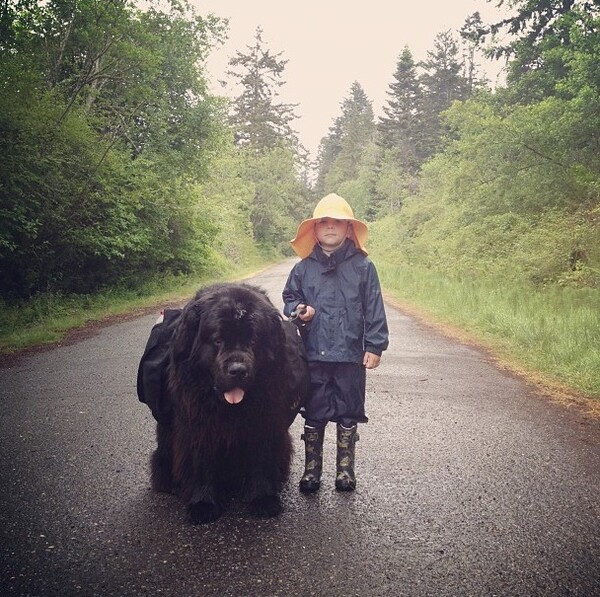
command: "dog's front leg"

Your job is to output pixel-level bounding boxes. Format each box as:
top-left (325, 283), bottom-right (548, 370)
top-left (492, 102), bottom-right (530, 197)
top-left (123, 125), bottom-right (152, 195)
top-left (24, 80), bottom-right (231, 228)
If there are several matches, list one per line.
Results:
top-left (244, 441), bottom-right (287, 518)
top-left (187, 451), bottom-right (223, 524)
top-left (151, 422), bottom-right (174, 493)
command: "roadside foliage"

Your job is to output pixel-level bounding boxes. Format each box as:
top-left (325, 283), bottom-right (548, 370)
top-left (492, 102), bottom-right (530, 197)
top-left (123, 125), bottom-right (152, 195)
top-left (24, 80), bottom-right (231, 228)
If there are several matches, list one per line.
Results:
top-left (0, 1), bottom-right (306, 300)
top-left (1, 1), bottom-right (599, 395)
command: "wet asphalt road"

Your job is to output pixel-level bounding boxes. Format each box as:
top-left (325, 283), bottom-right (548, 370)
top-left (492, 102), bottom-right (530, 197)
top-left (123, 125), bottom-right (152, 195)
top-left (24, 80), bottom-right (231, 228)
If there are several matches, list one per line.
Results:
top-left (1, 259), bottom-right (599, 597)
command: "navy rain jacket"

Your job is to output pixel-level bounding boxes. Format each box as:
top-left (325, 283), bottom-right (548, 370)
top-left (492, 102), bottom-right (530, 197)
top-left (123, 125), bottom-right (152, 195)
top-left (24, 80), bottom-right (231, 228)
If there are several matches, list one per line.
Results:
top-left (282, 239), bottom-right (389, 364)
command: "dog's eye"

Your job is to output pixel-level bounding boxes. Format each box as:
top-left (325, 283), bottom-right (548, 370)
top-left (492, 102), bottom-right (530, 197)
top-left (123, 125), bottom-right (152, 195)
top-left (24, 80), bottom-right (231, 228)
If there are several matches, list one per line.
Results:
top-left (213, 338), bottom-right (223, 348)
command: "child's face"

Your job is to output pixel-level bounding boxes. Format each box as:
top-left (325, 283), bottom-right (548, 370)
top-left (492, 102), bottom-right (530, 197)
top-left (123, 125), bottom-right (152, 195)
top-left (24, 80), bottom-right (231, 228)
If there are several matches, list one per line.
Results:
top-left (314, 218), bottom-right (350, 252)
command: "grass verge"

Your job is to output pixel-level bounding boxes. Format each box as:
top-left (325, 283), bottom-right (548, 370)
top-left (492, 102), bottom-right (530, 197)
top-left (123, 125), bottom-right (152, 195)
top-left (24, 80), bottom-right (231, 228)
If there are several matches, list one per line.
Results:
top-left (0, 261), bottom-right (272, 356)
top-left (376, 262), bottom-right (600, 407)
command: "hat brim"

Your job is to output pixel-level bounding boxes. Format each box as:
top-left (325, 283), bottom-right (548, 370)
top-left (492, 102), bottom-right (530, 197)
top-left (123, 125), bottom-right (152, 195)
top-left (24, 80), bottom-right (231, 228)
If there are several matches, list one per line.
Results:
top-left (290, 217), bottom-right (368, 259)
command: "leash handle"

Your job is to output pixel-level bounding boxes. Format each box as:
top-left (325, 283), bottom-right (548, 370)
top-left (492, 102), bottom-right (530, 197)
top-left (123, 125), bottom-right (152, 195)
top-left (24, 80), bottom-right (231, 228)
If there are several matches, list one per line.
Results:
top-left (289, 306), bottom-right (308, 322)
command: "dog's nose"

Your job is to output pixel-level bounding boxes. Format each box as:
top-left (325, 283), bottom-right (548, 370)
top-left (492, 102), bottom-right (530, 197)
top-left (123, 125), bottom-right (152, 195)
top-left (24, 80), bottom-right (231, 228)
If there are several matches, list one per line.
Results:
top-left (227, 362), bottom-right (248, 379)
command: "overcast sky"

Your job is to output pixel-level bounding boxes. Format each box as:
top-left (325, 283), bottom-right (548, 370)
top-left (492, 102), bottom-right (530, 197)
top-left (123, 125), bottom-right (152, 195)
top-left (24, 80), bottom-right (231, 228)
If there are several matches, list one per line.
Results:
top-left (190, 0), bottom-right (512, 158)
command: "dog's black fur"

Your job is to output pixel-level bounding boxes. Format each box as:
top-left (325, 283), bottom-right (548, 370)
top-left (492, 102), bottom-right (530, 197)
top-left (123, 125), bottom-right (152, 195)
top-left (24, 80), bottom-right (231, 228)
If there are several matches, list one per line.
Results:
top-left (150, 282), bottom-right (308, 524)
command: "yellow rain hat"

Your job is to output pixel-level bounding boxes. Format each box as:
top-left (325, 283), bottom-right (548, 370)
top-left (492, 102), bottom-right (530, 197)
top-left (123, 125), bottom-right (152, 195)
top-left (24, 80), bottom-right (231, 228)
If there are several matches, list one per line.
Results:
top-left (290, 193), bottom-right (368, 259)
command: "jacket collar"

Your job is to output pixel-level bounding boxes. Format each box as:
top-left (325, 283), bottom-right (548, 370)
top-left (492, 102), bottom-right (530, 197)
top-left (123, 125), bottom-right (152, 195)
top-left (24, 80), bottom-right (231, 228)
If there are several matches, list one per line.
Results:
top-left (310, 238), bottom-right (358, 270)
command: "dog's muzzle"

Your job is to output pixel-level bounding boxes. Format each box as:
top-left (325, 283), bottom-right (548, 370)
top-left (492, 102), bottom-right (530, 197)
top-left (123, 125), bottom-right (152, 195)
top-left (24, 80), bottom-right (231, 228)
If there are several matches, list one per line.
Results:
top-left (219, 359), bottom-right (252, 405)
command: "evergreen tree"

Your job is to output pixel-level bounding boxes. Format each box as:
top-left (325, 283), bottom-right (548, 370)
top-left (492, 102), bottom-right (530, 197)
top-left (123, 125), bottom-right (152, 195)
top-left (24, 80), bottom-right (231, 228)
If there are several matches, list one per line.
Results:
top-left (338, 141), bottom-right (383, 220)
top-left (224, 27), bottom-right (309, 247)
top-left (487, 0), bottom-right (599, 55)
top-left (377, 46), bottom-right (424, 173)
top-left (419, 30), bottom-right (470, 159)
top-left (316, 81), bottom-right (375, 194)
top-left (226, 26), bottom-right (300, 152)
top-left (459, 12), bottom-right (490, 93)
top-left (314, 118), bottom-right (344, 197)
top-left (486, 1), bottom-right (600, 105)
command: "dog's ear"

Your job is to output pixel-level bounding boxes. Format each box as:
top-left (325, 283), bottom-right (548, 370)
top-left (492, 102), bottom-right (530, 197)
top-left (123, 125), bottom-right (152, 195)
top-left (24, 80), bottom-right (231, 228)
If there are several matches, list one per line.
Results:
top-left (170, 300), bottom-right (203, 361)
top-left (249, 305), bottom-right (284, 365)
top-left (265, 309), bottom-right (287, 358)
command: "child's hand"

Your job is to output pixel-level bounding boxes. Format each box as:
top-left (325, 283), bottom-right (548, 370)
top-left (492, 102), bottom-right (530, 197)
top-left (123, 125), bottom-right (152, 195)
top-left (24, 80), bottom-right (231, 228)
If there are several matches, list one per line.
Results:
top-left (363, 352), bottom-right (381, 369)
top-left (297, 304), bottom-right (315, 322)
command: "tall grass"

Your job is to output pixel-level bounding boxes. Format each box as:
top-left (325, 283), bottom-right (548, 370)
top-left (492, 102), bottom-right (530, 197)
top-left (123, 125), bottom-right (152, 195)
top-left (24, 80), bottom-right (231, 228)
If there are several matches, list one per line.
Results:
top-left (0, 258), bottom-right (269, 355)
top-left (377, 263), bottom-right (600, 398)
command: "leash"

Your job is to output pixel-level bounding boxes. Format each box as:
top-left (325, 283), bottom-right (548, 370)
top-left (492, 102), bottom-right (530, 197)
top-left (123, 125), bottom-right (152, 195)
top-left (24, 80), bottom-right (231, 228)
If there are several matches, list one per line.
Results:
top-left (288, 306), bottom-right (309, 339)
top-left (289, 306), bottom-right (307, 322)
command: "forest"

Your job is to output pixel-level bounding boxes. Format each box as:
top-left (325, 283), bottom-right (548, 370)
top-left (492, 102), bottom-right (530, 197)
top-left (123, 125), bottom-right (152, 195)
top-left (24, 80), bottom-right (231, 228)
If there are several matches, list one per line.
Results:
top-left (1, 0), bottom-right (599, 397)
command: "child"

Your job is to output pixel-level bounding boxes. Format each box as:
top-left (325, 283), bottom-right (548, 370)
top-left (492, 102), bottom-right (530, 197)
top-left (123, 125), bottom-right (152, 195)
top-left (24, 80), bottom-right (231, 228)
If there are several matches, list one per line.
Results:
top-left (282, 193), bottom-right (389, 492)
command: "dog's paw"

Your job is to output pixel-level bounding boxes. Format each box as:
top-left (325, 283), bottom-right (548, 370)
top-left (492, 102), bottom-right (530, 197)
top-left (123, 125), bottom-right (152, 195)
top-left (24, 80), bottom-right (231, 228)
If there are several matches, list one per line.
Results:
top-left (188, 501), bottom-right (223, 524)
top-left (249, 494), bottom-right (283, 518)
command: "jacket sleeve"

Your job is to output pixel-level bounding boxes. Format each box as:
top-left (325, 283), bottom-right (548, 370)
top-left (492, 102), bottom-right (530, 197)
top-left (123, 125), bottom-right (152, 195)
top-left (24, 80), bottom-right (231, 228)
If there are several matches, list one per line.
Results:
top-left (362, 262), bottom-right (389, 356)
top-left (282, 264), bottom-right (305, 318)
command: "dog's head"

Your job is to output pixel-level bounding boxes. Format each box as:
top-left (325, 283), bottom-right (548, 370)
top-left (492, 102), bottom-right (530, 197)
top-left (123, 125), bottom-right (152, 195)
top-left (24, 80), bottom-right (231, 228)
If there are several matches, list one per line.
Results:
top-left (170, 283), bottom-right (286, 405)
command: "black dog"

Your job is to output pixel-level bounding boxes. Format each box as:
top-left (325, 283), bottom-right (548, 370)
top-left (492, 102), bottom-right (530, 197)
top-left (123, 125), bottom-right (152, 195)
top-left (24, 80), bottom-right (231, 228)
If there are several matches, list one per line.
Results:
top-left (148, 282), bottom-right (308, 524)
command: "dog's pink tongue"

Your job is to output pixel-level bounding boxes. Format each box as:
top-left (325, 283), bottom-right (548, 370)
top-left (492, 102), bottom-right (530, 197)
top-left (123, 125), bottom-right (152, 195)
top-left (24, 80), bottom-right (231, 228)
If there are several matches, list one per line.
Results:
top-left (224, 388), bottom-right (245, 404)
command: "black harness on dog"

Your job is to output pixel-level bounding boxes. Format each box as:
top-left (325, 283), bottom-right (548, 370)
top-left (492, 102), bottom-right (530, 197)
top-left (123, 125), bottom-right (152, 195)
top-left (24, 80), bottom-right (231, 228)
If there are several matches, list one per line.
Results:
top-left (136, 308), bottom-right (182, 423)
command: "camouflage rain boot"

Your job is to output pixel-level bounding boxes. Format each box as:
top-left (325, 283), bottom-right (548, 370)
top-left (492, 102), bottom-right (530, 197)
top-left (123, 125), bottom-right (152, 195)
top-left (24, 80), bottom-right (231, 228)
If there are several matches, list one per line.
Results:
top-left (335, 424), bottom-right (358, 491)
top-left (299, 426), bottom-right (325, 493)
